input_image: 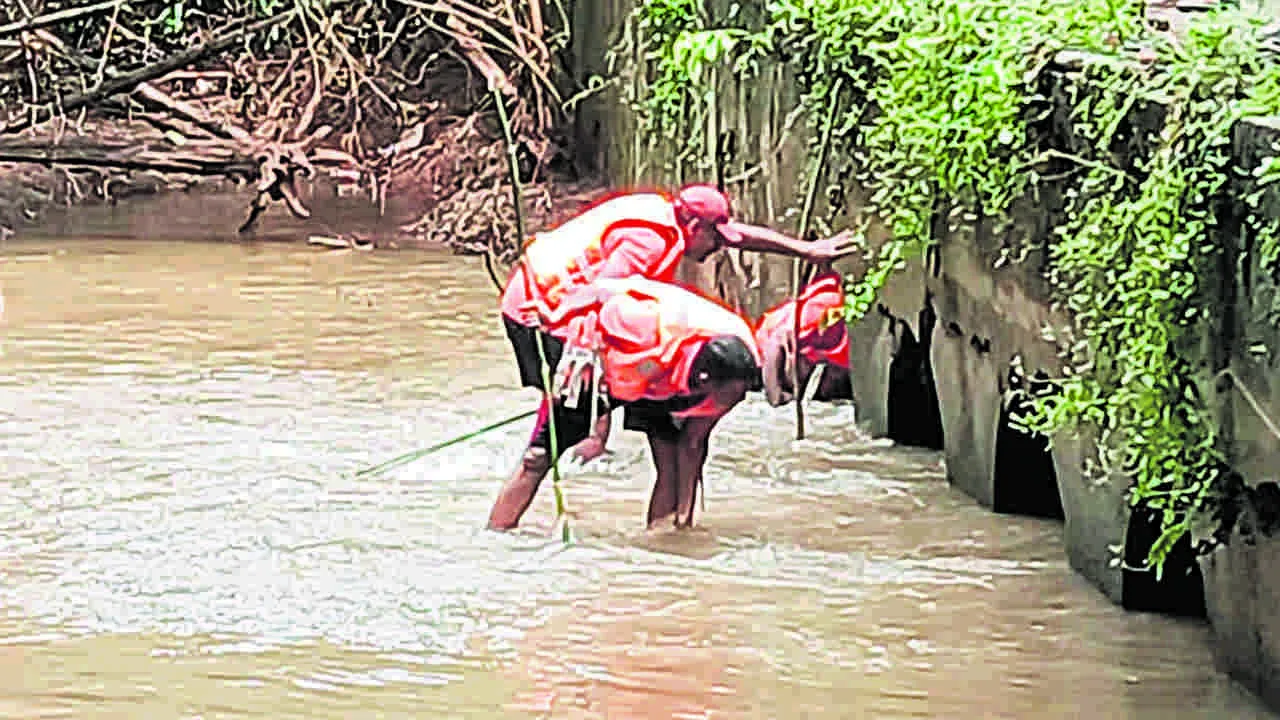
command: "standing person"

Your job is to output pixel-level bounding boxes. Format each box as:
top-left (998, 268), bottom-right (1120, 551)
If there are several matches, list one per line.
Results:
top-left (487, 275), bottom-right (762, 531)
top-left (499, 183), bottom-right (857, 465)
top-left (754, 271), bottom-right (853, 407)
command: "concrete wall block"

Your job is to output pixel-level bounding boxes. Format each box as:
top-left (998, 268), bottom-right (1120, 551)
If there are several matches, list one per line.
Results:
top-left (929, 312), bottom-right (1002, 506)
top-left (924, 160), bottom-right (1067, 511)
top-left (1199, 534), bottom-right (1280, 710)
top-left (847, 306), bottom-right (897, 438)
top-left (1227, 117), bottom-right (1280, 484)
top-left (1049, 428), bottom-right (1130, 604)
top-left (1227, 357), bottom-right (1280, 487)
top-left (1195, 116), bottom-right (1280, 710)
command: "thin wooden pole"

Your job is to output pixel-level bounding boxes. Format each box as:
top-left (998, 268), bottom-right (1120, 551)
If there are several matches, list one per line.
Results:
top-left (493, 85), bottom-right (571, 542)
top-left (792, 77), bottom-right (844, 440)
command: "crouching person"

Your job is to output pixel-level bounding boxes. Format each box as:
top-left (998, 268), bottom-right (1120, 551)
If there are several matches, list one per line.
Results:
top-left (486, 275), bottom-right (762, 531)
top-left (755, 271), bottom-right (853, 407)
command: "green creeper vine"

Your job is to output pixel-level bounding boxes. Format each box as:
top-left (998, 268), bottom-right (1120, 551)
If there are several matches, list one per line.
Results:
top-left (610, 0), bottom-right (747, 181)
top-left (1025, 17), bottom-right (1280, 570)
top-left (622, 0), bottom-right (1280, 572)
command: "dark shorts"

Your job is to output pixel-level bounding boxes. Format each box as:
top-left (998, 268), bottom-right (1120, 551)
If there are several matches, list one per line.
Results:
top-left (622, 396), bottom-right (708, 442)
top-left (503, 314), bottom-right (564, 390)
top-left (505, 314), bottom-right (610, 454)
top-left (528, 389), bottom-right (699, 448)
top-left (527, 394), bottom-right (610, 456)
top-left (503, 314), bottom-right (709, 445)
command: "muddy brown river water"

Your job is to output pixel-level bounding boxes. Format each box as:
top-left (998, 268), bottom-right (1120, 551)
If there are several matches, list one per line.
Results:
top-left (0, 235), bottom-right (1275, 719)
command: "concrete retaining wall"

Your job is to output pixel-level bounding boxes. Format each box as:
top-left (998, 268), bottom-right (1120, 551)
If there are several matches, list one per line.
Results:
top-left (1196, 116), bottom-right (1280, 710)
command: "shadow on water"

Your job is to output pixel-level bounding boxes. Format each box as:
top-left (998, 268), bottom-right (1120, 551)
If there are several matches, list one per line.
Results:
top-left (0, 228), bottom-right (1273, 719)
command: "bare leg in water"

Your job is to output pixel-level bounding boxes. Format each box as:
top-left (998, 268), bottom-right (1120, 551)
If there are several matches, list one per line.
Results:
top-left (646, 431), bottom-right (680, 528)
top-left (488, 396), bottom-right (591, 530)
top-left (645, 415), bottom-right (721, 529)
top-left (674, 416), bottom-right (719, 528)
top-left (487, 440), bottom-right (553, 530)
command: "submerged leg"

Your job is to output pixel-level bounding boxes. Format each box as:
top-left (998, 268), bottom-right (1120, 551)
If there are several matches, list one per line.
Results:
top-left (487, 397), bottom-right (555, 530)
top-left (646, 431), bottom-right (680, 529)
top-left (486, 446), bottom-right (553, 530)
top-left (487, 392), bottom-right (599, 530)
top-left (674, 416), bottom-right (720, 529)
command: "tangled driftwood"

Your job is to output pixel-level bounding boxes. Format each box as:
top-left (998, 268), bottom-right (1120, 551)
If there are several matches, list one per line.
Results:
top-left (0, 0), bottom-right (588, 255)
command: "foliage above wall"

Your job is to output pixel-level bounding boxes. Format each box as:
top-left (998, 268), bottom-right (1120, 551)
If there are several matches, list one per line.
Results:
top-left (615, 0), bottom-right (1280, 572)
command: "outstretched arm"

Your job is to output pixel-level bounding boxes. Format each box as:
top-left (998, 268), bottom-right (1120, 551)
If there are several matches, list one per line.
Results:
top-left (721, 222), bottom-right (862, 265)
top-left (721, 222), bottom-right (809, 256)
top-left (571, 410), bottom-right (612, 464)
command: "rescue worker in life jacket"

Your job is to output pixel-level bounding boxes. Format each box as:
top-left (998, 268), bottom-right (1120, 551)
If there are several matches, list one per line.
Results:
top-left (499, 183), bottom-right (858, 467)
top-left (487, 275), bottom-right (763, 531)
top-left (754, 271), bottom-right (854, 407)
top-left (525, 271), bottom-right (856, 465)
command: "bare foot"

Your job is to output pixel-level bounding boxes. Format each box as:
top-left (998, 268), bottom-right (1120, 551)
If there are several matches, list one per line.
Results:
top-left (646, 512), bottom-right (678, 531)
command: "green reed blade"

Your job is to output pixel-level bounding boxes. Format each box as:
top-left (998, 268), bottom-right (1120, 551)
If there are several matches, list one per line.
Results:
top-left (355, 409), bottom-right (538, 479)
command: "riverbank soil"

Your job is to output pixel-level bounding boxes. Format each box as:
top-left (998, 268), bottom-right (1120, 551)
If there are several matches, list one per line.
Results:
top-left (1, 100), bottom-right (606, 252)
top-left (0, 117), bottom-right (229, 239)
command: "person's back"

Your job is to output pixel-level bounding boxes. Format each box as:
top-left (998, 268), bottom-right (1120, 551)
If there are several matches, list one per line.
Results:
top-left (499, 192), bottom-right (686, 325)
top-left (573, 275), bottom-right (761, 408)
top-left (755, 272), bottom-right (851, 406)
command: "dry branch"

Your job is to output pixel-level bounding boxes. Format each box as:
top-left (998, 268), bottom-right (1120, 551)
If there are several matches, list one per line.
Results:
top-left (0, 0), bottom-right (125, 41)
top-left (446, 12), bottom-right (516, 97)
top-left (0, 138), bottom-right (257, 176)
top-left (134, 82), bottom-right (250, 143)
top-left (2, 10), bottom-right (298, 135)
